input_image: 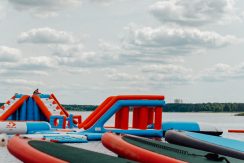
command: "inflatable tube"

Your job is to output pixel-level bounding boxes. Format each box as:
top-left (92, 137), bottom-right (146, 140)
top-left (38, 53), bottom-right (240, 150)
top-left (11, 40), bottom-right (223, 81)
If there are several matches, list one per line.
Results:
top-left (27, 96), bottom-right (34, 120)
top-left (33, 99), bottom-right (41, 121)
top-left (0, 121), bottom-right (50, 134)
top-left (20, 100), bottom-right (27, 120)
top-left (8, 136), bottom-right (134, 163)
top-left (160, 121), bottom-right (223, 136)
top-left (102, 133), bottom-right (242, 163)
top-left (102, 133), bottom-right (185, 163)
top-left (8, 136), bottom-right (67, 163)
top-left (165, 130), bottom-right (244, 160)
top-left (228, 130), bottom-right (244, 133)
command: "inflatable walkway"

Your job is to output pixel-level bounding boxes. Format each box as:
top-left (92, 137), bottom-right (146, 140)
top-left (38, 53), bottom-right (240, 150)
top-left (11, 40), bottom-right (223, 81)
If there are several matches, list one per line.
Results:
top-left (78, 95), bottom-right (165, 130)
top-left (78, 95), bottom-right (165, 137)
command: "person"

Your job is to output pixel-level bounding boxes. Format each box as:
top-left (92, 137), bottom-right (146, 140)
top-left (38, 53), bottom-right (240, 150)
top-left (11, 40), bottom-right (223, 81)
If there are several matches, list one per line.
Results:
top-left (33, 89), bottom-right (41, 95)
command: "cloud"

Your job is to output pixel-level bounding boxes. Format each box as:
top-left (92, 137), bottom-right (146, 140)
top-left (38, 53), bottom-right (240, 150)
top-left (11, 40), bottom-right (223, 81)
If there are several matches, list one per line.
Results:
top-left (98, 39), bottom-right (186, 64)
top-left (89, 0), bottom-right (114, 5)
top-left (15, 56), bottom-right (58, 70)
top-left (8, 0), bottom-right (120, 18)
top-left (121, 25), bottom-right (239, 57)
top-left (141, 64), bottom-right (194, 85)
top-left (107, 72), bottom-right (143, 81)
top-left (141, 64), bottom-right (192, 74)
top-left (49, 44), bottom-right (84, 57)
top-left (50, 41), bottom-right (121, 68)
top-left (0, 78), bottom-right (43, 86)
top-left (150, 0), bottom-right (241, 26)
top-left (0, 2), bottom-right (7, 20)
top-left (18, 27), bottom-right (76, 44)
top-left (8, 0), bottom-right (81, 18)
top-left (1, 56), bottom-right (57, 76)
top-left (0, 46), bottom-right (22, 62)
top-left (199, 63), bottom-right (244, 82)
top-left (0, 69), bottom-right (48, 76)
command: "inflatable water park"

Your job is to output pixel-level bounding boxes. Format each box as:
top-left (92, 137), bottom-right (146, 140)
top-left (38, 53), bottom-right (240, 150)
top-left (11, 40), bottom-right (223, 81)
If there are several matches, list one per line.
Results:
top-left (1, 92), bottom-right (244, 162)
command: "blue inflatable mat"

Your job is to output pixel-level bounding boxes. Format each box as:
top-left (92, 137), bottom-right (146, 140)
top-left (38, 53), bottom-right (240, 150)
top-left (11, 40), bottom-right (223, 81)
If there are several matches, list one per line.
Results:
top-left (44, 135), bottom-right (88, 143)
top-left (185, 131), bottom-right (244, 152)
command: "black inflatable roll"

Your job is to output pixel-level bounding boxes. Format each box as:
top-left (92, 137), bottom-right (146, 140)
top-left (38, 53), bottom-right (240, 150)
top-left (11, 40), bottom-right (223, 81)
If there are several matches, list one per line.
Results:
top-left (165, 130), bottom-right (244, 160)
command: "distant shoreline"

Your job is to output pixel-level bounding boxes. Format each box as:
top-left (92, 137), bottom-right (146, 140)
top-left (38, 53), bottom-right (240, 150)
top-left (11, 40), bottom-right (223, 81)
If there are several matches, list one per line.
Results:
top-left (62, 103), bottom-right (244, 112)
top-left (1, 103), bottom-right (244, 113)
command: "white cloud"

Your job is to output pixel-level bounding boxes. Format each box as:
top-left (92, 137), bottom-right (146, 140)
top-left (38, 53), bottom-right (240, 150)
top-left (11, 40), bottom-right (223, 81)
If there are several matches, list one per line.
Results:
top-left (98, 39), bottom-right (186, 64)
top-left (0, 2), bottom-right (7, 20)
top-left (141, 62), bottom-right (244, 85)
top-left (0, 78), bottom-right (43, 86)
top-left (199, 63), bottom-right (244, 82)
top-left (50, 44), bottom-right (84, 57)
top-left (141, 64), bottom-right (194, 85)
top-left (1, 56), bottom-right (57, 76)
top-left (0, 46), bottom-right (22, 62)
top-left (107, 72), bottom-right (143, 81)
top-left (50, 41), bottom-right (121, 68)
top-left (8, 0), bottom-right (120, 18)
top-left (18, 27), bottom-right (76, 44)
top-left (141, 64), bottom-right (192, 74)
top-left (121, 25), bottom-right (239, 57)
top-left (0, 69), bottom-right (48, 76)
top-left (148, 73), bottom-right (193, 85)
top-left (89, 0), bottom-right (114, 5)
top-left (8, 0), bottom-right (81, 18)
top-left (54, 51), bottom-right (99, 67)
top-left (150, 0), bottom-right (240, 26)
top-left (17, 56), bottom-right (58, 70)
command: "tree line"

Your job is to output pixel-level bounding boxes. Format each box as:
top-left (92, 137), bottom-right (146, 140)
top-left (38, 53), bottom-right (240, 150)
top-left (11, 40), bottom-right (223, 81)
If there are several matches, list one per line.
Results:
top-left (1, 103), bottom-right (244, 112)
top-left (61, 103), bottom-right (244, 112)
top-left (64, 103), bottom-right (244, 112)
top-left (164, 103), bottom-right (244, 112)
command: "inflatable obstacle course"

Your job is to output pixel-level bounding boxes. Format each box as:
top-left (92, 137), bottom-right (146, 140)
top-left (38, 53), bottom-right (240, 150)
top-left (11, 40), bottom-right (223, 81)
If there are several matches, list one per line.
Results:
top-left (102, 133), bottom-right (243, 163)
top-left (0, 93), bottom-right (81, 129)
top-left (0, 93), bottom-right (72, 122)
top-left (0, 93), bottom-right (225, 143)
top-left (78, 95), bottom-right (165, 137)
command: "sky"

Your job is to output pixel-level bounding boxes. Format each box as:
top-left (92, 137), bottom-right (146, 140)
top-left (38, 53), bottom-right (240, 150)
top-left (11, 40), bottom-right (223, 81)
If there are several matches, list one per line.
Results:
top-left (1, 0), bottom-right (244, 104)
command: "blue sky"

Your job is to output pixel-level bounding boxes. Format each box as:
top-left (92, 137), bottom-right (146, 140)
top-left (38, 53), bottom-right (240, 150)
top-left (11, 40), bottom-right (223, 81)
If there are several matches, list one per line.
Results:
top-left (0, 0), bottom-right (244, 104)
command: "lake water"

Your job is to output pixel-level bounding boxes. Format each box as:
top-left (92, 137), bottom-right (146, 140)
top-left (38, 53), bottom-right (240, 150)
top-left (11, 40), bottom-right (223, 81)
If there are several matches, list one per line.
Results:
top-left (2, 112), bottom-right (244, 162)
